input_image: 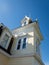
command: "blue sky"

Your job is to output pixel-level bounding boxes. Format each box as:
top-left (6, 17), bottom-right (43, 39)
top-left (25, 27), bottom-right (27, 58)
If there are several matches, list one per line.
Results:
top-left (0, 0), bottom-right (49, 65)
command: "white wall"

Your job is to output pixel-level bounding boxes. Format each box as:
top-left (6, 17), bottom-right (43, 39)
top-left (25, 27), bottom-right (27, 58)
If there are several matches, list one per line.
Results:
top-left (11, 26), bottom-right (35, 57)
top-left (8, 56), bottom-right (35, 65)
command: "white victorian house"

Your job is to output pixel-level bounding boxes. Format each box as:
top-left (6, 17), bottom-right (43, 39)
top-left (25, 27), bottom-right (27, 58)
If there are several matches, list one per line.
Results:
top-left (0, 16), bottom-right (44, 65)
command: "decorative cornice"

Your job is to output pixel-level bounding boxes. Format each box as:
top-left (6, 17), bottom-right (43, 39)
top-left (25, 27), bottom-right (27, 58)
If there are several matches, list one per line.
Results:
top-left (33, 54), bottom-right (44, 65)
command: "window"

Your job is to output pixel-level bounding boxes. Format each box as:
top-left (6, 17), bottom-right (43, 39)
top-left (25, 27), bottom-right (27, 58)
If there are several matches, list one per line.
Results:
top-left (24, 21), bottom-right (26, 26)
top-left (0, 34), bottom-right (9, 48)
top-left (17, 38), bottom-right (27, 50)
top-left (17, 39), bottom-right (21, 50)
top-left (22, 38), bottom-right (26, 49)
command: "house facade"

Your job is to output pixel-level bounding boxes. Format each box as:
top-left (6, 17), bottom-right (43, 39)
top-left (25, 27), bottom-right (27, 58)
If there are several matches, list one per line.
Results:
top-left (0, 16), bottom-right (44, 65)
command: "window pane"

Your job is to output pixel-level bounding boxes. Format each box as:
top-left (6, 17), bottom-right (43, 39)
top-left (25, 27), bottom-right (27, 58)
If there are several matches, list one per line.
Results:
top-left (22, 38), bottom-right (26, 49)
top-left (36, 39), bottom-right (40, 55)
top-left (17, 39), bottom-right (21, 50)
top-left (24, 22), bottom-right (26, 26)
top-left (0, 34), bottom-right (9, 48)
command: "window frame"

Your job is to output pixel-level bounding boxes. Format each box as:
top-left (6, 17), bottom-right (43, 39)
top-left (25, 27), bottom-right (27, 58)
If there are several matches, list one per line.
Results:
top-left (17, 39), bottom-right (21, 50)
top-left (22, 38), bottom-right (26, 49)
top-left (0, 33), bottom-right (10, 49)
top-left (24, 21), bottom-right (26, 26)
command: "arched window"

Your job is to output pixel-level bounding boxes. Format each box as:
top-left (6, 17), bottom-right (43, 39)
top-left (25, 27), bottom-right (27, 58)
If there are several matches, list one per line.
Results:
top-left (17, 39), bottom-right (21, 50)
top-left (22, 38), bottom-right (26, 49)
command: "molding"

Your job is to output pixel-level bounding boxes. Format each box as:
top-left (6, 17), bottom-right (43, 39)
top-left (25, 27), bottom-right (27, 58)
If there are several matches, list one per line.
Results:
top-left (0, 49), bottom-right (44, 65)
top-left (33, 53), bottom-right (44, 65)
top-left (13, 22), bottom-right (43, 40)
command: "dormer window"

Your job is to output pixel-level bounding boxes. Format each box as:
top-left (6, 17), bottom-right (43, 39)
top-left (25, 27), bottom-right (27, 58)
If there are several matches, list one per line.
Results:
top-left (0, 34), bottom-right (9, 49)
